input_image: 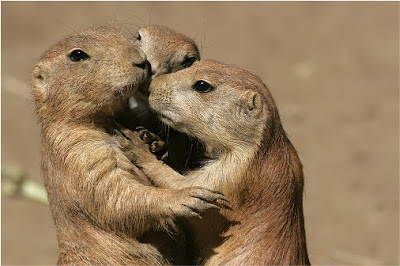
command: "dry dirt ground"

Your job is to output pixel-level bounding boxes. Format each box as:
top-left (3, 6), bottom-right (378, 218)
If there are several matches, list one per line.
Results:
top-left (1, 2), bottom-right (399, 265)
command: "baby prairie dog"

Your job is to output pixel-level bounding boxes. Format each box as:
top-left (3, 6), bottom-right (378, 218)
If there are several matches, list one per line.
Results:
top-left (32, 26), bottom-right (225, 265)
top-left (134, 25), bottom-right (200, 78)
top-left (125, 25), bottom-right (203, 171)
top-left (119, 60), bottom-right (310, 265)
top-left (127, 24), bottom-right (199, 121)
top-left (127, 25), bottom-right (200, 115)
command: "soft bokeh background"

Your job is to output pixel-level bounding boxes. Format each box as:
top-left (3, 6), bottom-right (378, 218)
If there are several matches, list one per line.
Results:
top-left (2, 2), bottom-right (399, 265)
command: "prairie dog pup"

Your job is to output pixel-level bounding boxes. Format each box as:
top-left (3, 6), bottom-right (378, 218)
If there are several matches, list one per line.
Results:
top-left (32, 27), bottom-right (224, 265)
top-left (134, 25), bottom-right (200, 78)
top-left (119, 60), bottom-right (310, 265)
top-left (125, 25), bottom-right (203, 171)
top-left (128, 24), bottom-right (199, 116)
top-left (127, 24), bottom-right (199, 119)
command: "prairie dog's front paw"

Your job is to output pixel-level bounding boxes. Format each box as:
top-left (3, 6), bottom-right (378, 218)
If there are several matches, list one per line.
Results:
top-left (166, 187), bottom-right (229, 219)
top-left (115, 128), bottom-right (154, 164)
top-left (116, 127), bottom-right (168, 162)
top-left (136, 126), bottom-right (167, 155)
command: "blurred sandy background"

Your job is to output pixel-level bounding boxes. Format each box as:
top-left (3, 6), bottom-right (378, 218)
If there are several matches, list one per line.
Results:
top-left (1, 2), bottom-right (399, 265)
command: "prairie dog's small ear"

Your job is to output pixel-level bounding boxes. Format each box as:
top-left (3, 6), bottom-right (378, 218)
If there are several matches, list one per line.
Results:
top-left (243, 91), bottom-right (263, 117)
top-left (32, 63), bottom-right (49, 97)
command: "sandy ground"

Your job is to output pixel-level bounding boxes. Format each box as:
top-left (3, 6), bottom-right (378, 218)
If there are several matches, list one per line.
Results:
top-left (1, 2), bottom-right (399, 265)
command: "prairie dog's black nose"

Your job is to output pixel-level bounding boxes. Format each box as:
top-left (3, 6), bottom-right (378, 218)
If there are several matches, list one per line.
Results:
top-left (134, 60), bottom-right (149, 70)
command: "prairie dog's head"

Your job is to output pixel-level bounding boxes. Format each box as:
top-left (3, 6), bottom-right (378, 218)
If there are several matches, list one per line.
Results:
top-left (133, 25), bottom-right (200, 78)
top-left (149, 60), bottom-right (278, 153)
top-left (32, 26), bottom-right (149, 123)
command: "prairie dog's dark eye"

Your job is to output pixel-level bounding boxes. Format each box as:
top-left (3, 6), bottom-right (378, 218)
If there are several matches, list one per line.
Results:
top-left (135, 33), bottom-right (141, 41)
top-left (181, 56), bottom-right (197, 68)
top-left (69, 49), bottom-right (90, 62)
top-left (193, 80), bottom-right (213, 93)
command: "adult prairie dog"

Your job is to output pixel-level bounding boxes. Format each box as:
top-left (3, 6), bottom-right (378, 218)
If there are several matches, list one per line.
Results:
top-left (32, 26), bottom-right (224, 265)
top-left (119, 60), bottom-right (310, 265)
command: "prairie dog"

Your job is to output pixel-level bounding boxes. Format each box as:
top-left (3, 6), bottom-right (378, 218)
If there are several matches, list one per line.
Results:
top-left (134, 25), bottom-right (200, 78)
top-left (128, 24), bottom-right (199, 118)
top-left (124, 25), bottom-right (203, 171)
top-left (119, 60), bottom-right (310, 265)
top-left (32, 27), bottom-right (224, 265)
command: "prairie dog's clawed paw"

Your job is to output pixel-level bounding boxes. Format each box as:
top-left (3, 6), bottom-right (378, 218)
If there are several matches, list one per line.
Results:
top-left (135, 126), bottom-right (168, 159)
top-left (115, 127), bottom-right (168, 163)
top-left (115, 128), bottom-right (152, 163)
top-left (135, 126), bottom-right (166, 151)
top-left (168, 187), bottom-right (229, 219)
top-left (149, 140), bottom-right (166, 153)
top-left (136, 126), bottom-right (160, 143)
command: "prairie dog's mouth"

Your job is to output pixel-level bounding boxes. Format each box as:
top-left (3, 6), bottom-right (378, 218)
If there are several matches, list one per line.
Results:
top-left (158, 112), bottom-right (173, 124)
top-left (112, 75), bottom-right (150, 99)
top-left (112, 82), bottom-right (138, 94)
top-left (157, 110), bottom-right (192, 137)
top-left (157, 110), bottom-right (179, 125)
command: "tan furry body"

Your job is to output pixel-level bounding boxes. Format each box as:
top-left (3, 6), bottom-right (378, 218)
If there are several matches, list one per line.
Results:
top-left (121, 60), bottom-right (310, 265)
top-left (32, 27), bottom-right (222, 265)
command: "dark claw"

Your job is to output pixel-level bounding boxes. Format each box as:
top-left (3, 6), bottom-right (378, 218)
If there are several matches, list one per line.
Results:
top-left (113, 129), bottom-right (123, 137)
top-left (205, 203), bottom-right (221, 210)
top-left (150, 141), bottom-right (166, 153)
top-left (182, 204), bottom-right (203, 219)
top-left (207, 190), bottom-right (230, 203)
top-left (160, 152), bottom-right (169, 162)
top-left (140, 131), bottom-right (153, 143)
top-left (218, 195), bottom-right (230, 203)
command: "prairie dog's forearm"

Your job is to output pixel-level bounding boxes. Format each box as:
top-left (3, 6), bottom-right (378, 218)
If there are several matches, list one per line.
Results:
top-left (89, 173), bottom-right (170, 235)
top-left (62, 140), bottom-right (169, 235)
top-left (135, 154), bottom-right (189, 189)
top-left (133, 152), bottom-right (220, 191)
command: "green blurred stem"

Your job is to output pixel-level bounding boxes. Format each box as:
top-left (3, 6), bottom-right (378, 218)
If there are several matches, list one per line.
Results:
top-left (2, 166), bottom-right (48, 205)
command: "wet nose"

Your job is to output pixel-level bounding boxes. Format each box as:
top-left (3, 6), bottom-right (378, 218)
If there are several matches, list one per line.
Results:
top-left (134, 60), bottom-right (149, 71)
